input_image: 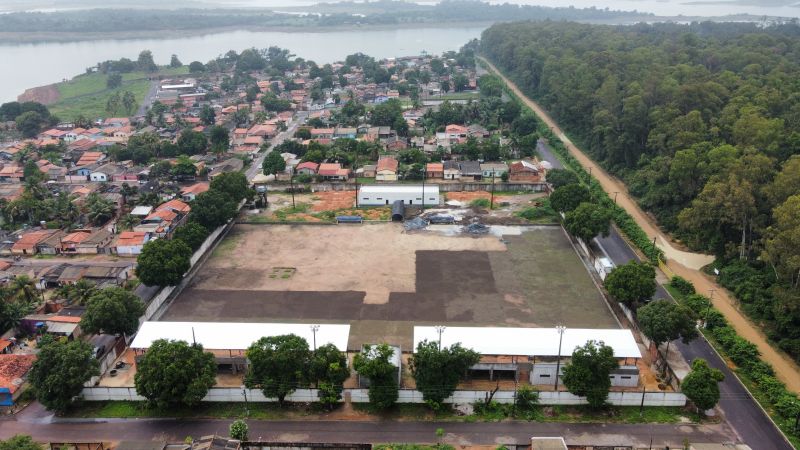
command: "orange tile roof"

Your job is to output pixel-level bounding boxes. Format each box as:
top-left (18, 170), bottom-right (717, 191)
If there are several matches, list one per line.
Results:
top-left (181, 182), bottom-right (210, 196)
top-left (377, 157), bottom-right (398, 172)
top-left (156, 199), bottom-right (191, 214)
top-left (0, 354), bottom-right (36, 394)
top-left (117, 231), bottom-right (147, 247)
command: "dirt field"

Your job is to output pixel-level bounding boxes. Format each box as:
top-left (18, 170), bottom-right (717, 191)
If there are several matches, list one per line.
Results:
top-left (165, 223), bottom-right (616, 349)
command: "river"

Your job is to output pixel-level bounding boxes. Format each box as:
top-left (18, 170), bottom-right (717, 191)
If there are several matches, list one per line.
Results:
top-left (0, 26), bottom-right (486, 103)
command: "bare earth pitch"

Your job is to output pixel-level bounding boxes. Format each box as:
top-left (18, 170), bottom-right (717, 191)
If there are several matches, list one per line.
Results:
top-left (162, 223), bottom-right (616, 349)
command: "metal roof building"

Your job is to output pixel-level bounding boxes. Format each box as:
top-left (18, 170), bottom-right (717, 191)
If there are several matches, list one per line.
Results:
top-left (132, 322), bottom-right (350, 352)
top-left (358, 185), bottom-right (440, 207)
top-left (413, 326), bottom-right (641, 359)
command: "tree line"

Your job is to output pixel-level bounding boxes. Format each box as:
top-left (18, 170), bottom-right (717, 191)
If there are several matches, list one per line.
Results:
top-left (481, 20), bottom-right (800, 364)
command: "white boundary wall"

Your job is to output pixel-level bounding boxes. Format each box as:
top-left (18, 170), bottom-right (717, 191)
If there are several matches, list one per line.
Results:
top-left (82, 387), bottom-right (685, 407)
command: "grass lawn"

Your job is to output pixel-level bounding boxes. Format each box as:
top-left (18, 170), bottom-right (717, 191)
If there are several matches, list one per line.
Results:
top-left (50, 66), bottom-right (189, 120)
top-left (68, 401), bottom-right (699, 425)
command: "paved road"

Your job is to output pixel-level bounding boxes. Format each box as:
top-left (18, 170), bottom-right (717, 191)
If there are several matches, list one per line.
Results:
top-left (590, 217), bottom-right (793, 449)
top-left (0, 404), bottom-right (734, 447)
top-left (246, 111), bottom-right (309, 181)
top-left (137, 78), bottom-right (159, 117)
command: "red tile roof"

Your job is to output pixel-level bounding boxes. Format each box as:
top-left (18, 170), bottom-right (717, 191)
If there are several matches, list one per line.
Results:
top-left (0, 354), bottom-right (36, 394)
top-left (117, 231), bottom-right (148, 247)
top-left (377, 157), bottom-right (399, 172)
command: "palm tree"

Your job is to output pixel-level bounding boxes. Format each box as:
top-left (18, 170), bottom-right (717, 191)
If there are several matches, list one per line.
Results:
top-left (118, 214), bottom-right (140, 231)
top-left (71, 280), bottom-right (98, 305)
top-left (0, 300), bottom-right (33, 333)
top-left (10, 275), bottom-right (39, 303)
top-left (84, 193), bottom-right (116, 225)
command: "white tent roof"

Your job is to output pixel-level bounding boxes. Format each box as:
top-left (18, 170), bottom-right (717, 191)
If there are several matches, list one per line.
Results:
top-left (132, 322), bottom-right (350, 351)
top-left (359, 185), bottom-right (439, 195)
top-left (413, 326), bottom-right (641, 359)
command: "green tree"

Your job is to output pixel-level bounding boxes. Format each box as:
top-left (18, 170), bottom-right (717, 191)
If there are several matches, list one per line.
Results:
top-left (199, 105), bottom-right (216, 126)
top-left (564, 202), bottom-right (611, 242)
top-left (0, 300), bottom-right (33, 334)
top-left (309, 343), bottom-right (350, 409)
top-left (604, 261), bottom-right (656, 308)
top-left (245, 334), bottom-right (311, 406)
top-left (84, 192), bottom-right (116, 225)
top-left (9, 275), bottom-right (38, 303)
top-left (134, 339), bottom-right (217, 409)
top-left (0, 435), bottom-right (42, 450)
top-left (229, 419), bottom-right (249, 440)
top-left (561, 340), bottom-right (617, 409)
top-left (210, 125), bottom-right (229, 153)
top-left (28, 336), bottom-right (99, 412)
top-left (550, 183), bottom-right (590, 213)
top-left (210, 171), bottom-right (251, 203)
top-left (762, 194), bottom-right (800, 288)
top-left (170, 54), bottom-right (182, 68)
top-left (171, 158), bottom-right (197, 179)
top-left (177, 129), bottom-right (208, 156)
top-left (189, 61), bottom-right (205, 73)
top-left (15, 111), bottom-right (45, 138)
top-left (80, 287), bottom-right (145, 337)
top-left (352, 344), bottom-right (398, 410)
top-left (191, 190), bottom-right (238, 230)
top-left (107, 73), bottom-right (122, 89)
top-left (637, 299), bottom-right (698, 361)
top-left (137, 50), bottom-right (158, 72)
top-left (410, 340), bottom-right (480, 409)
top-left (681, 358), bottom-right (724, 413)
top-left (263, 151), bottom-right (286, 175)
top-left (546, 169), bottom-right (580, 189)
top-left (136, 239), bottom-right (192, 286)
top-left (173, 222), bottom-right (210, 251)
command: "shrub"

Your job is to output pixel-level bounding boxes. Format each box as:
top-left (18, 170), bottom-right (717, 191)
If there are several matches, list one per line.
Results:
top-left (470, 198), bottom-right (491, 209)
top-left (229, 419), bottom-right (248, 440)
top-left (671, 276), bottom-right (696, 296)
top-left (683, 294), bottom-right (710, 316)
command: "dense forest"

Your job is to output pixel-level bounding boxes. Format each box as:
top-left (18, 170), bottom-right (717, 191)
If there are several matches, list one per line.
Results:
top-left (481, 21), bottom-right (800, 361)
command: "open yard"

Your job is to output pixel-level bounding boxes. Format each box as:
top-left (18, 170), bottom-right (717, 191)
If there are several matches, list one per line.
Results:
top-left (164, 223), bottom-right (616, 350)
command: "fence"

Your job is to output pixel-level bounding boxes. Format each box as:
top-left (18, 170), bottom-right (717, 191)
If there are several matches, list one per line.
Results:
top-left (81, 386), bottom-right (685, 407)
top-left (278, 182), bottom-right (548, 193)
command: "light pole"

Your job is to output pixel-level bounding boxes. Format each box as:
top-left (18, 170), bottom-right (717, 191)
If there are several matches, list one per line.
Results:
top-left (289, 169), bottom-right (296, 209)
top-left (310, 324), bottom-right (320, 352)
top-left (554, 325), bottom-right (566, 391)
top-left (241, 384), bottom-right (249, 417)
top-left (588, 167), bottom-right (593, 177)
top-left (704, 289), bottom-right (716, 327)
top-left (490, 171), bottom-right (496, 210)
top-left (434, 325), bottom-right (446, 350)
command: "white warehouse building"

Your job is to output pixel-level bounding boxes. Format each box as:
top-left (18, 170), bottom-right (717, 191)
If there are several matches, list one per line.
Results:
top-left (358, 185), bottom-right (440, 207)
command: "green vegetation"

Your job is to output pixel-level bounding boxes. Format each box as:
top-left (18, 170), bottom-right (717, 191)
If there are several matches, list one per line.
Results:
top-left (516, 198), bottom-right (559, 224)
top-left (49, 66), bottom-right (188, 120)
top-left (469, 198), bottom-right (491, 209)
top-left (136, 239), bottom-right (192, 287)
top-left (80, 286), bottom-right (146, 336)
top-left (410, 341), bottom-right (480, 410)
top-left (29, 336), bottom-right (99, 413)
top-left (135, 339), bottom-right (217, 409)
top-left (669, 277), bottom-right (800, 447)
top-left (353, 344), bottom-right (399, 410)
top-left (482, 21), bottom-right (800, 361)
top-left (562, 340), bottom-right (618, 408)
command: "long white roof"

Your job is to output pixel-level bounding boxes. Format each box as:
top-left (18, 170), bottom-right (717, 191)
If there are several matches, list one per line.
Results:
top-left (359, 185), bottom-right (439, 194)
top-left (413, 326), bottom-right (641, 359)
top-left (131, 322), bottom-right (350, 351)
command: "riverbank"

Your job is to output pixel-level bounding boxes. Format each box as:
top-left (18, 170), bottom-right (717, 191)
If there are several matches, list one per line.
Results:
top-left (0, 21), bottom-right (493, 44)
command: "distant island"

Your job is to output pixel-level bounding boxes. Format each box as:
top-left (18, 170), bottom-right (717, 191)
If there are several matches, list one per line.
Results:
top-left (0, 0), bottom-right (656, 43)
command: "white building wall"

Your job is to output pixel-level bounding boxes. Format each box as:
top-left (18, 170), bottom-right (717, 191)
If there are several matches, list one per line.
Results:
top-left (359, 187), bottom-right (440, 206)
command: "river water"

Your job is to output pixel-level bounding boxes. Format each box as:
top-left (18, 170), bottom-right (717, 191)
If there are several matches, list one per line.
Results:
top-left (0, 26), bottom-right (486, 103)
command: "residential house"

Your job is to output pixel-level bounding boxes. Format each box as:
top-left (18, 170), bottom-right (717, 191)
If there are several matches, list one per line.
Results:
top-left (0, 164), bottom-right (24, 182)
top-left (358, 164), bottom-right (377, 178)
top-left (35, 230), bottom-right (66, 255)
top-left (426, 162), bottom-right (444, 179)
top-left (11, 229), bottom-right (61, 256)
top-left (385, 136), bottom-right (408, 151)
top-left (468, 124), bottom-right (491, 139)
top-left (318, 163), bottom-right (351, 181)
top-left (459, 161), bottom-right (483, 181)
top-left (90, 163), bottom-right (123, 182)
top-left (481, 162), bottom-right (509, 179)
top-left (75, 151), bottom-right (105, 167)
top-left (443, 160), bottom-right (461, 180)
top-left (0, 354), bottom-right (36, 407)
top-left (295, 161), bottom-right (319, 175)
top-left (311, 128), bottom-right (335, 140)
top-left (180, 182), bottom-right (210, 202)
top-left (72, 229), bottom-right (113, 254)
top-left (334, 127), bottom-right (357, 139)
top-left (376, 157), bottom-right (399, 182)
top-left (114, 231), bottom-right (150, 256)
top-left (509, 160), bottom-right (543, 183)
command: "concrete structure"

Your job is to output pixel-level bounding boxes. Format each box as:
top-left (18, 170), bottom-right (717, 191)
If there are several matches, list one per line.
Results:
top-left (358, 185), bottom-right (440, 207)
top-left (413, 326), bottom-right (641, 388)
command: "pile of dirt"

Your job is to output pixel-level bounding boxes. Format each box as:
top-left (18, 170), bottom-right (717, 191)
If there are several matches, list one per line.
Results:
top-left (17, 84), bottom-right (60, 105)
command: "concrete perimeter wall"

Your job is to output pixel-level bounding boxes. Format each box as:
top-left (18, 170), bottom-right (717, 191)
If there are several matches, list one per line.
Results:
top-left (287, 182), bottom-right (548, 193)
top-left (81, 387), bottom-right (685, 407)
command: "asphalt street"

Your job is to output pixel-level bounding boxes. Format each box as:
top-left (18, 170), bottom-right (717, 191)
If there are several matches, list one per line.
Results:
top-left (246, 111), bottom-right (308, 181)
top-left (0, 406), bottom-right (735, 448)
top-left (562, 139), bottom-right (796, 450)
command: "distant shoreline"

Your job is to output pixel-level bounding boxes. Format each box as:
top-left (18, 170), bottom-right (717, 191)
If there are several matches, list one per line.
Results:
top-left (0, 13), bottom-right (789, 45)
top-left (0, 21), bottom-right (495, 45)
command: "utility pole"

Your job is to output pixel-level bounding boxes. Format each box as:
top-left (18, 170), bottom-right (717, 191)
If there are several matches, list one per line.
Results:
top-left (704, 289), bottom-right (716, 327)
top-left (554, 325), bottom-right (566, 391)
top-left (490, 171), bottom-right (496, 209)
top-left (612, 192), bottom-right (619, 204)
top-left (435, 325), bottom-right (446, 350)
top-left (310, 324), bottom-right (320, 352)
top-left (639, 383), bottom-right (646, 416)
top-left (289, 170), bottom-right (295, 209)
top-left (422, 163), bottom-right (426, 209)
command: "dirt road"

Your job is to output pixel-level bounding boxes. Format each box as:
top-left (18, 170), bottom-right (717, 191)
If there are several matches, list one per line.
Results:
top-left (479, 57), bottom-right (800, 393)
